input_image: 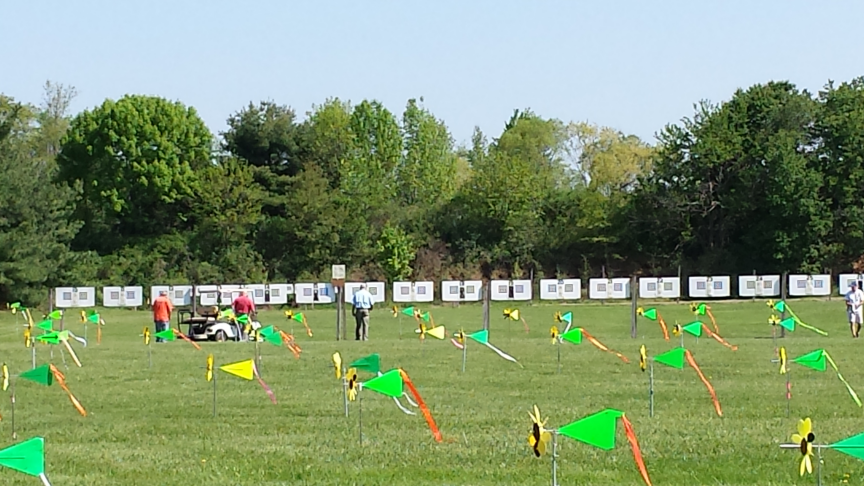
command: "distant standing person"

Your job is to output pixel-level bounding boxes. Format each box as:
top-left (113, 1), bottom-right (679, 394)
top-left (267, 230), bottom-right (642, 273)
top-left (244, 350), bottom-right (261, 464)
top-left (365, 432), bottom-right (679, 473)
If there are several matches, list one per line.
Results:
top-left (232, 290), bottom-right (256, 317)
top-left (352, 284), bottom-right (374, 341)
top-left (846, 281), bottom-right (864, 338)
top-left (152, 291), bottom-right (173, 343)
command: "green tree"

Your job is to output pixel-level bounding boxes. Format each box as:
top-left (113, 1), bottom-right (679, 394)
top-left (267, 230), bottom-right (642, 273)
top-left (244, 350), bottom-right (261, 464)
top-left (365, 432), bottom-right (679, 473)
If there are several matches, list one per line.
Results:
top-left (222, 100), bottom-right (304, 177)
top-left (58, 95), bottom-right (212, 252)
top-left (0, 95), bottom-right (81, 304)
top-left (399, 98), bottom-right (459, 209)
top-left (375, 223), bottom-right (415, 282)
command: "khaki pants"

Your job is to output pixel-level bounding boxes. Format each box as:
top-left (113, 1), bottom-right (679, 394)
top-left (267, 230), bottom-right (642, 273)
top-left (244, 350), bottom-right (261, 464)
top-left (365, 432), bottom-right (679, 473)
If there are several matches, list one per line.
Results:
top-left (355, 309), bottom-right (370, 340)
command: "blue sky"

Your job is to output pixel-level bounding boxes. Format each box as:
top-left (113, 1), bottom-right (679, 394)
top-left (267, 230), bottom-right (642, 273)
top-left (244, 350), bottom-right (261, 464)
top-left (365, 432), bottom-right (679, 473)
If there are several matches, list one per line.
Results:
top-left (2, 0), bottom-right (862, 147)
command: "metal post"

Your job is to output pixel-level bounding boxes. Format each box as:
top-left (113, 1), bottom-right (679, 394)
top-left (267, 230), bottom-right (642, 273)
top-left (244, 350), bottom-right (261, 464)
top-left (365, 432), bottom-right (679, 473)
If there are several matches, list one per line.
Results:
top-left (785, 369), bottom-right (791, 418)
top-left (212, 372), bottom-right (217, 417)
top-left (461, 339), bottom-right (467, 373)
top-left (780, 272), bottom-right (788, 338)
top-left (630, 275), bottom-right (638, 338)
top-left (342, 374), bottom-right (349, 417)
top-left (649, 360), bottom-right (655, 417)
top-left (551, 431), bottom-right (559, 486)
top-left (482, 281), bottom-right (490, 333)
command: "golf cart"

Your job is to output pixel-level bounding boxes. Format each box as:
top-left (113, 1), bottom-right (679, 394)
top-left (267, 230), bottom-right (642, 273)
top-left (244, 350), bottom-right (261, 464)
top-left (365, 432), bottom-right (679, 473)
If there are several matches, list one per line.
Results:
top-left (176, 306), bottom-right (261, 342)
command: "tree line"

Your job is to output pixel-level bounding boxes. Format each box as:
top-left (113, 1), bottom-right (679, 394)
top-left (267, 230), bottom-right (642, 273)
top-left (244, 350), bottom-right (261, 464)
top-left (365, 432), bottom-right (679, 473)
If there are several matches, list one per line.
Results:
top-left (1, 78), bottom-right (863, 305)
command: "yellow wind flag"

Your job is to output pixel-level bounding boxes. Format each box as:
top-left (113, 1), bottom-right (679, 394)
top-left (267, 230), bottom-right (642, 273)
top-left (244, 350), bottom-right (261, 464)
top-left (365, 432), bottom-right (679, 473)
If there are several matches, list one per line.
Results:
top-left (426, 326), bottom-right (446, 340)
top-left (219, 359), bottom-right (254, 381)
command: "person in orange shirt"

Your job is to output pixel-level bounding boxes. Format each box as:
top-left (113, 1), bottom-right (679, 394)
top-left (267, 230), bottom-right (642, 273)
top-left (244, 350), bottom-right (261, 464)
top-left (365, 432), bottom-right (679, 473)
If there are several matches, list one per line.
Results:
top-left (152, 290), bottom-right (174, 343)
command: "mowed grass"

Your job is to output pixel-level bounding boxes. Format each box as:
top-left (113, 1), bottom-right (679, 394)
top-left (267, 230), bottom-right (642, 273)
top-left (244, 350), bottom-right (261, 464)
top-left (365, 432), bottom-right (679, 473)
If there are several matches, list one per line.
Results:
top-left (1, 299), bottom-right (863, 485)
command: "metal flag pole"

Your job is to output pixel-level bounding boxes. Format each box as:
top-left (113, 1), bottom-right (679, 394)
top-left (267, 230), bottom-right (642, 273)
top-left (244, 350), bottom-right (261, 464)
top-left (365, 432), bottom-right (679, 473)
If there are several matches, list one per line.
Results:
top-left (342, 370), bottom-right (349, 418)
top-left (461, 338), bottom-right (467, 373)
top-left (358, 390), bottom-right (363, 446)
top-left (212, 372), bottom-right (217, 417)
top-left (551, 431), bottom-right (559, 486)
top-left (649, 359), bottom-right (655, 418)
top-left (556, 340), bottom-right (561, 374)
top-left (10, 380), bottom-right (16, 440)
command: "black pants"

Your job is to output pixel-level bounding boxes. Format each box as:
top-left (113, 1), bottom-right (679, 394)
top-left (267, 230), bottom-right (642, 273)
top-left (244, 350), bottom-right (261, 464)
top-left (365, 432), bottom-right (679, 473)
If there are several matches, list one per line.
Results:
top-left (354, 309), bottom-right (370, 340)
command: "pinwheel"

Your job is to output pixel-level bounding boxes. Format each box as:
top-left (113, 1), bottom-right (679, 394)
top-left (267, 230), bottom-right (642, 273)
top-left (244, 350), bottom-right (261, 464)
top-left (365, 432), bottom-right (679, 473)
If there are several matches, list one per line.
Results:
top-left (415, 321), bottom-right (446, 341)
top-left (767, 300), bottom-right (827, 336)
top-left (527, 405), bottom-right (652, 486)
top-left (503, 308), bottom-right (529, 333)
top-left (636, 307), bottom-right (670, 341)
top-left (779, 417), bottom-right (864, 480)
top-left (690, 302), bottom-right (719, 333)
top-left (346, 368), bottom-right (359, 402)
top-left (640, 346), bottom-right (722, 417)
top-left (549, 326), bottom-right (560, 345)
top-left (140, 327), bottom-right (153, 369)
top-left (333, 352), bottom-right (419, 416)
top-left (284, 310), bottom-right (313, 337)
top-left (206, 355), bottom-right (275, 416)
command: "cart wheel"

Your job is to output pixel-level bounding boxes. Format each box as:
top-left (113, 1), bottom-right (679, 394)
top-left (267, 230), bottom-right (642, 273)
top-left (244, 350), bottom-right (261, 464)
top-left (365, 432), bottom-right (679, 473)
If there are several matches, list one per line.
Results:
top-left (215, 330), bottom-right (227, 342)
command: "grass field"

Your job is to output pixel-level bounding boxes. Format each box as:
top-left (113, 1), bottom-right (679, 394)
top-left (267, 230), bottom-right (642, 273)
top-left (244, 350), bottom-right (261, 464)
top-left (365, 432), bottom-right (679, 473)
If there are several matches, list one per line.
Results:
top-left (1, 299), bottom-right (863, 485)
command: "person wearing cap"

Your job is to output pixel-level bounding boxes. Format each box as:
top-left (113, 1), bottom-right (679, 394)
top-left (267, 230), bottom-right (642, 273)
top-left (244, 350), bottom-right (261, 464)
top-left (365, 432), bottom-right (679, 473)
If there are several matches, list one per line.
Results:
top-left (845, 281), bottom-right (864, 338)
top-left (151, 291), bottom-right (174, 343)
top-left (351, 284), bottom-right (374, 341)
top-left (232, 290), bottom-right (256, 317)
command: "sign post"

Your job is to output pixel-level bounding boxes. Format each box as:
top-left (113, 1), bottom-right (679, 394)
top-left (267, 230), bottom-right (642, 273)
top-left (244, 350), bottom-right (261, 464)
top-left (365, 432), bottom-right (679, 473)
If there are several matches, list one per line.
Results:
top-left (332, 265), bottom-right (346, 341)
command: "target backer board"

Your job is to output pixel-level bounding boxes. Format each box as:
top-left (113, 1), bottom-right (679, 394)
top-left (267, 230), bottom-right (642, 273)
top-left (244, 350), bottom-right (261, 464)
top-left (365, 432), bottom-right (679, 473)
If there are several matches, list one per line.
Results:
top-left (490, 280), bottom-right (533, 301)
top-left (539, 279), bottom-right (581, 300)
top-left (441, 280), bottom-right (482, 302)
top-left (102, 286), bottom-right (144, 307)
top-left (294, 283), bottom-right (334, 304)
top-left (218, 285), bottom-right (243, 306)
top-left (839, 274), bottom-right (864, 295)
top-left (588, 278), bottom-right (630, 299)
top-left (345, 282), bottom-right (386, 304)
top-left (737, 275), bottom-right (780, 297)
top-left (392, 281), bottom-right (434, 303)
top-left (638, 277), bottom-right (681, 299)
top-left (788, 274), bottom-right (831, 297)
top-left (259, 283), bottom-right (293, 304)
top-left (195, 285), bottom-right (220, 306)
top-left (54, 287), bottom-right (96, 308)
top-left (150, 285), bottom-right (193, 306)
top-left (687, 276), bottom-right (731, 298)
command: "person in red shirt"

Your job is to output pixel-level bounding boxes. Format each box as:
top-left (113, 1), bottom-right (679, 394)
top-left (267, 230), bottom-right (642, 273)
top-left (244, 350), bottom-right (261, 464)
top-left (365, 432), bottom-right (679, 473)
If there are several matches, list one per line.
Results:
top-left (232, 290), bottom-right (256, 316)
top-left (151, 291), bottom-right (174, 343)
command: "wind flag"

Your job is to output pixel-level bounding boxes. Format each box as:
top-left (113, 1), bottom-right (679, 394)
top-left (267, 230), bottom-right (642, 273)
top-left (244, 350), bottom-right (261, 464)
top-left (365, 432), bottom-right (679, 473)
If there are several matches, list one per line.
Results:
top-left (556, 326), bottom-right (629, 363)
top-left (676, 320), bottom-right (737, 351)
top-left (415, 321), bottom-right (446, 340)
top-left (0, 437), bottom-right (53, 485)
top-left (503, 308), bottom-right (530, 333)
top-left (346, 367), bottom-right (442, 443)
top-left (208, 357), bottom-right (276, 406)
top-left (768, 300), bottom-right (828, 336)
top-left (529, 406), bottom-right (652, 486)
top-left (690, 303), bottom-right (719, 333)
top-left (636, 307), bottom-right (669, 341)
top-left (780, 418), bottom-right (864, 477)
top-left (154, 328), bottom-right (201, 350)
top-left (457, 329), bottom-right (522, 367)
top-left (554, 311), bottom-right (573, 333)
top-left (284, 310), bottom-right (313, 337)
top-left (640, 346), bottom-right (722, 417)
top-left (785, 348), bottom-right (861, 407)
top-left (80, 310), bottom-right (103, 344)
top-left (336, 352), bottom-right (418, 416)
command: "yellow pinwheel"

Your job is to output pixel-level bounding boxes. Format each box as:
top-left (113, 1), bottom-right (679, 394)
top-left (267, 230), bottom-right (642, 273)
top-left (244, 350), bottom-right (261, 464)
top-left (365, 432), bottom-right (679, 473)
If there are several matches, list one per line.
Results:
top-left (672, 323), bottom-right (682, 336)
top-left (1, 363), bottom-right (8, 391)
top-left (346, 368), bottom-right (359, 401)
top-left (503, 308), bottom-right (520, 320)
top-left (791, 418), bottom-right (815, 476)
top-left (332, 352), bottom-right (342, 379)
top-left (636, 307), bottom-right (645, 317)
top-left (24, 327), bottom-right (31, 348)
top-left (528, 405), bottom-right (552, 457)
top-left (550, 326), bottom-right (559, 345)
top-left (417, 321), bottom-right (427, 341)
top-left (391, 306), bottom-right (398, 318)
top-left (639, 345), bottom-right (647, 372)
top-left (779, 347), bottom-right (787, 374)
top-left (206, 354), bottom-right (214, 382)
top-left (553, 311), bottom-right (564, 323)
top-left (143, 326), bottom-right (151, 345)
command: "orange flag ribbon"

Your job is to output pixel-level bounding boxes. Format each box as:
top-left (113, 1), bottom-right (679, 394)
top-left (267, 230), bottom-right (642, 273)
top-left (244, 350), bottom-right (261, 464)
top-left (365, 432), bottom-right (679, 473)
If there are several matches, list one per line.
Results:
top-left (49, 364), bottom-right (87, 417)
top-left (706, 308), bottom-right (719, 334)
top-left (580, 328), bottom-right (630, 363)
top-left (279, 330), bottom-right (302, 359)
top-left (684, 350), bottom-right (722, 417)
top-left (621, 414), bottom-right (652, 486)
top-left (399, 369), bottom-right (442, 443)
top-left (172, 329), bottom-right (202, 350)
top-left (657, 316), bottom-right (670, 341)
top-left (700, 324), bottom-right (737, 351)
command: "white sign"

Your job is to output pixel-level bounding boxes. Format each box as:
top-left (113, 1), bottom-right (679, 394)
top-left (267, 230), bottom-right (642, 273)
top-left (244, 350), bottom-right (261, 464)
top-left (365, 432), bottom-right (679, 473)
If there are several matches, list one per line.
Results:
top-left (788, 274), bottom-right (831, 297)
top-left (737, 275), bottom-right (780, 297)
top-left (151, 285), bottom-right (193, 306)
top-left (490, 279), bottom-right (533, 301)
top-left (295, 283), bottom-right (334, 304)
top-left (638, 277), bottom-right (680, 299)
top-left (332, 265), bottom-right (346, 280)
top-left (392, 281), bottom-right (434, 303)
top-left (441, 280), bottom-right (482, 302)
top-left (838, 274), bottom-right (864, 295)
top-left (103, 286), bottom-right (144, 307)
top-left (539, 279), bottom-right (581, 300)
top-left (54, 287), bottom-right (96, 308)
top-left (345, 282), bottom-right (386, 304)
top-left (688, 276), bottom-right (731, 299)
top-left (588, 278), bottom-right (630, 299)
